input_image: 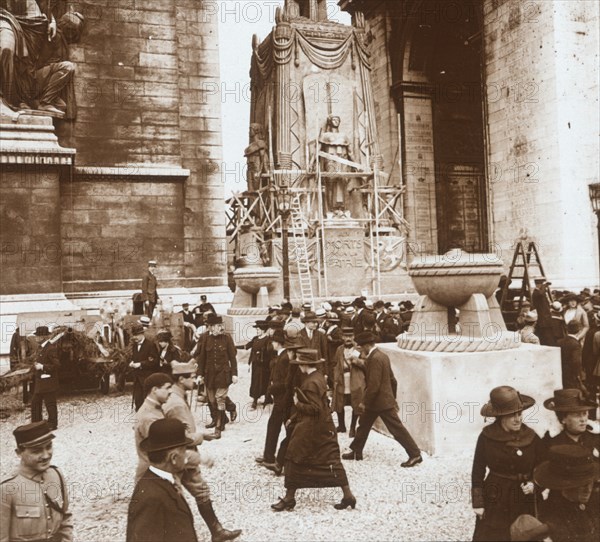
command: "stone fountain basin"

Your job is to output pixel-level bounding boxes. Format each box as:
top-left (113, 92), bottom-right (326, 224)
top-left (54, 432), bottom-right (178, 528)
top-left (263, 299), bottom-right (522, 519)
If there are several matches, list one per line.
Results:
top-left (409, 252), bottom-right (503, 307)
top-left (233, 266), bottom-right (280, 295)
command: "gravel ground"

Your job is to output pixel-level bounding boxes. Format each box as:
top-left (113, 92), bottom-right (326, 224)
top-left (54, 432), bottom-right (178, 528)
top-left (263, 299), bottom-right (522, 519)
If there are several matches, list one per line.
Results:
top-left (0, 351), bottom-right (475, 542)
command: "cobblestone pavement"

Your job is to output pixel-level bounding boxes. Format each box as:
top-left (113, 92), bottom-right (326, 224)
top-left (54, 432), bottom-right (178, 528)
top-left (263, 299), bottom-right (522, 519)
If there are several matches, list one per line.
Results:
top-left (0, 351), bottom-right (475, 542)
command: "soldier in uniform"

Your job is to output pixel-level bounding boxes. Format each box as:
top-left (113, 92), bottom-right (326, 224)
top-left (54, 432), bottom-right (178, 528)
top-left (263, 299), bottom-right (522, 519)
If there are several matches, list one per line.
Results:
top-left (1, 421), bottom-right (72, 542)
top-left (141, 260), bottom-right (159, 318)
top-left (163, 362), bottom-right (241, 542)
top-left (197, 314), bottom-right (238, 439)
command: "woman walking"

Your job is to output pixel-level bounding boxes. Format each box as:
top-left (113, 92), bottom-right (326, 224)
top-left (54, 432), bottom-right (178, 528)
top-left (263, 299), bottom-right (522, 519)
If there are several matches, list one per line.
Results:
top-left (271, 348), bottom-right (356, 512)
top-left (471, 386), bottom-right (543, 541)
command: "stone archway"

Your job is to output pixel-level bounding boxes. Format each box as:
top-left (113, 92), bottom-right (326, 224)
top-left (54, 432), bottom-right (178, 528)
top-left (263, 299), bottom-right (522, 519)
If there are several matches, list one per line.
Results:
top-left (392, 0), bottom-right (488, 254)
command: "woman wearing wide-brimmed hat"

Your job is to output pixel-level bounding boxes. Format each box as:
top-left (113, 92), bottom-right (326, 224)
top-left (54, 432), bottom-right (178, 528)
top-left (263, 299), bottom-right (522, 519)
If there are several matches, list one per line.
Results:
top-left (471, 386), bottom-right (543, 541)
top-left (271, 348), bottom-right (356, 512)
top-left (533, 445), bottom-right (600, 542)
top-left (562, 293), bottom-right (590, 344)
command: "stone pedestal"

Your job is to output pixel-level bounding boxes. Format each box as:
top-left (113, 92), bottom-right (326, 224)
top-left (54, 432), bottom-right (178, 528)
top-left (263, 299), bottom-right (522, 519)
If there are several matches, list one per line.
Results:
top-left (377, 343), bottom-right (563, 456)
top-left (323, 225), bottom-right (365, 296)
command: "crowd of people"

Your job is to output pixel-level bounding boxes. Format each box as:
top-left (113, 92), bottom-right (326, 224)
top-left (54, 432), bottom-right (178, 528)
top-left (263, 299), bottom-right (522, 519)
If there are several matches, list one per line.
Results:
top-left (2, 272), bottom-right (600, 541)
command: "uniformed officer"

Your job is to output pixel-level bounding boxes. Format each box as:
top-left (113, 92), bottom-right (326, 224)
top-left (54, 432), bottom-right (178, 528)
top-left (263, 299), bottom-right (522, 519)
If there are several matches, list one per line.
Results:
top-left (0, 421), bottom-right (72, 542)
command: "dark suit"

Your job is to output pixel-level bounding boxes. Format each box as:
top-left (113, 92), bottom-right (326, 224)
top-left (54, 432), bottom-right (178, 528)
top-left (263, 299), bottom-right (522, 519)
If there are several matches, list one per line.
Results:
top-left (141, 271), bottom-right (158, 317)
top-left (132, 338), bottom-right (160, 410)
top-left (127, 469), bottom-right (198, 542)
top-left (532, 288), bottom-right (553, 345)
top-left (349, 347), bottom-right (420, 458)
top-left (558, 335), bottom-right (583, 389)
top-left (262, 349), bottom-right (291, 463)
top-left (31, 341), bottom-right (60, 429)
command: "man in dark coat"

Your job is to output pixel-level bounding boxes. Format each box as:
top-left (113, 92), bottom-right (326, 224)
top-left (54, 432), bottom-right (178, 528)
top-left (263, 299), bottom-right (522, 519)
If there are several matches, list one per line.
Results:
top-left (558, 321), bottom-right (584, 390)
top-left (342, 332), bottom-right (422, 467)
top-left (129, 323), bottom-right (160, 411)
top-left (298, 312), bottom-right (328, 373)
top-left (531, 277), bottom-right (554, 345)
top-left (127, 419), bottom-right (198, 542)
top-left (197, 314), bottom-right (238, 438)
top-left (141, 260), bottom-right (159, 318)
top-left (28, 326), bottom-right (60, 429)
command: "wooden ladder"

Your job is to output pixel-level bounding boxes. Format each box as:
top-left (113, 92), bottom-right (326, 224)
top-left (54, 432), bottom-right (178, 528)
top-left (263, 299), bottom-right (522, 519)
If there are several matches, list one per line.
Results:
top-left (289, 194), bottom-right (314, 306)
top-left (500, 241), bottom-right (550, 314)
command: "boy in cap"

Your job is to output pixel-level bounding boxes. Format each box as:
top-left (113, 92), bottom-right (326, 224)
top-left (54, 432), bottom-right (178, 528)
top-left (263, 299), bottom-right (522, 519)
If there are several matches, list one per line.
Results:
top-left (1, 421), bottom-right (72, 542)
top-left (141, 260), bottom-right (159, 318)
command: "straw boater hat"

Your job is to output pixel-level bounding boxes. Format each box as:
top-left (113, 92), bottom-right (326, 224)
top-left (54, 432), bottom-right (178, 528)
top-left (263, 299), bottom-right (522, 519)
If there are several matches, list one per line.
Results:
top-left (290, 348), bottom-right (325, 365)
top-left (140, 419), bottom-right (193, 453)
top-left (139, 316), bottom-right (152, 327)
top-left (171, 361), bottom-right (197, 376)
top-left (341, 326), bottom-right (355, 336)
top-left (314, 308), bottom-right (327, 318)
top-left (480, 386), bottom-right (535, 417)
top-left (13, 421), bottom-right (55, 448)
top-left (148, 260), bottom-right (157, 267)
top-left (543, 389), bottom-right (598, 412)
top-left (534, 445), bottom-right (599, 490)
top-left (523, 310), bottom-right (538, 324)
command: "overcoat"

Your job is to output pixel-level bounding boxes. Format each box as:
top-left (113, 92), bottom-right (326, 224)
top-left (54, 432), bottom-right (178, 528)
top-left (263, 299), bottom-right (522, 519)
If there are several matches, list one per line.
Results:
top-left (331, 344), bottom-right (365, 412)
top-left (471, 421), bottom-right (542, 541)
top-left (127, 470), bottom-right (197, 542)
top-left (197, 333), bottom-right (238, 389)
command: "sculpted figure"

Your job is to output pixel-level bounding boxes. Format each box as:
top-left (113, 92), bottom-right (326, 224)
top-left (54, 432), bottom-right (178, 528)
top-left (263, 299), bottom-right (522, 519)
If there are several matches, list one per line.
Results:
top-left (0, 1), bottom-right (83, 116)
top-left (244, 123), bottom-right (269, 192)
top-left (319, 115), bottom-right (354, 214)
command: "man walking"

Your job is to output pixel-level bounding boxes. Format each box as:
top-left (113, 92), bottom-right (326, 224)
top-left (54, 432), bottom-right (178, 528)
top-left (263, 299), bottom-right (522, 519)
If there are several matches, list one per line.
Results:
top-left (342, 332), bottom-right (422, 467)
top-left (531, 277), bottom-right (554, 345)
top-left (197, 314), bottom-right (238, 438)
top-left (1, 421), bottom-right (73, 542)
top-left (163, 363), bottom-right (241, 542)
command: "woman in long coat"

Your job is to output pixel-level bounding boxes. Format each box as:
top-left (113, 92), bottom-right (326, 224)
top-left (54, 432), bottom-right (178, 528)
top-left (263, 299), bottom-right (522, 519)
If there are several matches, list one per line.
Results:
top-left (331, 327), bottom-right (365, 436)
top-left (246, 320), bottom-right (271, 409)
top-left (271, 348), bottom-right (356, 512)
top-left (471, 386), bottom-right (543, 541)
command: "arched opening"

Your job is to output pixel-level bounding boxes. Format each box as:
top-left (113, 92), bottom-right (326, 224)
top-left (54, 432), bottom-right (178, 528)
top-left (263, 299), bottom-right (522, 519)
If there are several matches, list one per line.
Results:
top-left (393, 1), bottom-right (488, 254)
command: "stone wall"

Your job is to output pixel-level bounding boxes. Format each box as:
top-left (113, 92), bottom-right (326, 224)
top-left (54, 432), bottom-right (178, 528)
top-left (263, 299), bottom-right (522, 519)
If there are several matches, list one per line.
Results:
top-left (53, 0), bottom-right (227, 292)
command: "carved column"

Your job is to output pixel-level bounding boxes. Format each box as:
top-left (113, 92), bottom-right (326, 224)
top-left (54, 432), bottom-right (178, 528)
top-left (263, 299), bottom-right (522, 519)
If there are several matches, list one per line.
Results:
top-left (273, 18), bottom-right (293, 169)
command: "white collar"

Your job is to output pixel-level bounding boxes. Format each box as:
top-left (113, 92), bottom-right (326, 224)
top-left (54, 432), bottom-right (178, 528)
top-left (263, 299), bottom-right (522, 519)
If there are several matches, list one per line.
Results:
top-left (367, 345), bottom-right (377, 357)
top-left (149, 466), bottom-right (175, 484)
top-left (277, 347), bottom-right (285, 355)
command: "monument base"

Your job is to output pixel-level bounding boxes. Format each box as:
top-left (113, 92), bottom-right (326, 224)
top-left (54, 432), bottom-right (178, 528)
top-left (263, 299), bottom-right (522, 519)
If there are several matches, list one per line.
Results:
top-left (377, 343), bottom-right (563, 456)
top-left (224, 308), bottom-right (269, 346)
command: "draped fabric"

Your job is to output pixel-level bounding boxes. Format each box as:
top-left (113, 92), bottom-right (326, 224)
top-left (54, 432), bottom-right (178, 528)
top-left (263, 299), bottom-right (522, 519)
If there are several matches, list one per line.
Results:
top-left (251, 26), bottom-right (372, 75)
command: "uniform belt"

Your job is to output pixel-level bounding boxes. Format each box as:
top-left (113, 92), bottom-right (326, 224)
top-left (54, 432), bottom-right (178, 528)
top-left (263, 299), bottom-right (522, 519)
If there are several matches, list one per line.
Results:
top-left (489, 471), bottom-right (531, 482)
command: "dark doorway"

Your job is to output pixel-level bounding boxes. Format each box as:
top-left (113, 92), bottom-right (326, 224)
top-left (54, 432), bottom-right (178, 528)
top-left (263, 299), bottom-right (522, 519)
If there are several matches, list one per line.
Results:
top-left (429, 7), bottom-right (487, 253)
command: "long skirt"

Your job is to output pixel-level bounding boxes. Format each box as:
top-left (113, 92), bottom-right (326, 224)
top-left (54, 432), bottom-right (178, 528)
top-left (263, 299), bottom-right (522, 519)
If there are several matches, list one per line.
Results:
top-left (284, 461), bottom-right (349, 489)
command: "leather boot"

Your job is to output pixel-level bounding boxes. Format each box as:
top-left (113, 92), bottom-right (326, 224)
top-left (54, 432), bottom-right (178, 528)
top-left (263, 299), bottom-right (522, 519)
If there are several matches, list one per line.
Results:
top-left (213, 411), bottom-right (222, 439)
top-left (206, 402), bottom-right (217, 429)
top-left (197, 501), bottom-right (242, 542)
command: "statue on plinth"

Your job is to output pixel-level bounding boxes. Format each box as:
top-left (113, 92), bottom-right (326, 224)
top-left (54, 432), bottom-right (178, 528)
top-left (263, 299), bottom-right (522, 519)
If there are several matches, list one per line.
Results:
top-left (0, 1), bottom-right (84, 118)
top-left (244, 123), bottom-right (269, 193)
top-left (319, 115), bottom-right (354, 215)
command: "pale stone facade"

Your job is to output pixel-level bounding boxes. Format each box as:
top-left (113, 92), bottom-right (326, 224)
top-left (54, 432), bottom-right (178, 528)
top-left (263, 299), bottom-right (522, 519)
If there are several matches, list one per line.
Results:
top-left (340, 0), bottom-right (599, 289)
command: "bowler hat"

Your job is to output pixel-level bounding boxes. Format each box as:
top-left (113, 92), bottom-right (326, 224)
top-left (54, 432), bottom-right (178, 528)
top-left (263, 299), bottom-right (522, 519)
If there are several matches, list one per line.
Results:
top-left (533, 277), bottom-right (547, 284)
top-left (182, 303), bottom-right (190, 309)
top-left (271, 329), bottom-right (285, 344)
top-left (283, 328), bottom-right (304, 350)
top-left (290, 348), bottom-right (324, 365)
top-left (253, 320), bottom-right (270, 330)
top-left (509, 515), bottom-right (549, 542)
top-left (171, 361), bottom-right (197, 376)
top-left (156, 329), bottom-right (172, 342)
top-left (140, 418), bottom-right (193, 453)
top-left (480, 386), bottom-right (535, 417)
top-left (205, 313), bottom-right (223, 326)
top-left (301, 311), bottom-right (318, 323)
top-left (13, 421), bottom-right (55, 448)
top-left (543, 389), bottom-right (598, 412)
top-left (34, 326), bottom-right (51, 337)
top-left (355, 331), bottom-right (378, 345)
top-left (131, 323), bottom-right (145, 336)
top-left (353, 297), bottom-right (365, 308)
top-left (534, 445), bottom-right (599, 490)
top-left (374, 300), bottom-right (385, 309)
